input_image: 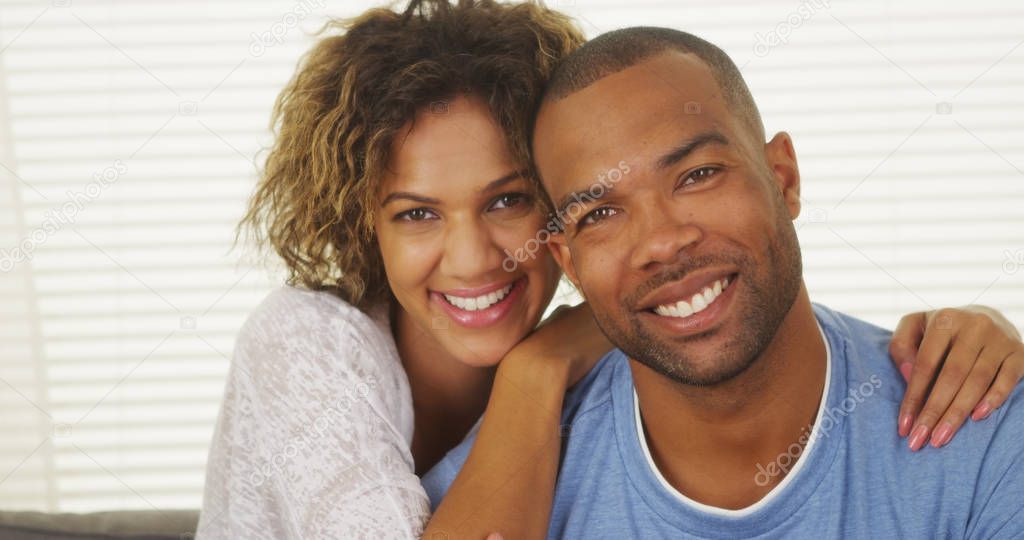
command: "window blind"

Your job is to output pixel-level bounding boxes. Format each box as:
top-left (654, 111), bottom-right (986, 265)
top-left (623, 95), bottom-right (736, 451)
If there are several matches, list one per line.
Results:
top-left (1, 0), bottom-right (1021, 512)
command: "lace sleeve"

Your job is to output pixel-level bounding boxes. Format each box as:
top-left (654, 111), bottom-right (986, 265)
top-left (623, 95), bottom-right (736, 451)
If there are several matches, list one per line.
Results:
top-left (197, 288), bottom-right (429, 539)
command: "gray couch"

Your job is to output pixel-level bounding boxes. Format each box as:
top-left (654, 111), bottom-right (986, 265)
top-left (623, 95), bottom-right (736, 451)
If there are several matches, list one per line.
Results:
top-left (0, 510), bottom-right (198, 540)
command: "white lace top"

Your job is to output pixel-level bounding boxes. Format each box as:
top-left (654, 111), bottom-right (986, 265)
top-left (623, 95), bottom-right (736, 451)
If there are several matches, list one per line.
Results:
top-left (197, 286), bottom-right (430, 539)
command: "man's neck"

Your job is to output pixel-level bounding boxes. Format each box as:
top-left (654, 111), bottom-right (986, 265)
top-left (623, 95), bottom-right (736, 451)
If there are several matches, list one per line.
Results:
top-left (630, 286), bottom-right (826, 509)
top-left (392, 303), bottom-right (495, 474)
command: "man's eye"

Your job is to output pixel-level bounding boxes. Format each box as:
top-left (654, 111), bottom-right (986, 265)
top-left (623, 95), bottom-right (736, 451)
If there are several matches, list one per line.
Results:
top-left (395, 208), bottom-right (437, 222)
top-left (679, 166), bottom-right (720, 188)
top-left (489, 193), bottom-right (529, 211)
top-left (580, 206), bottom-right (618, 227)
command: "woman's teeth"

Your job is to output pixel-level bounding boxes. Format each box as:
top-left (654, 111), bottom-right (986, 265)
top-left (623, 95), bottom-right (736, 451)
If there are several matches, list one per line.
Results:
top-left (443, 283), bottom-right (514, 311)
top-left (653, 276), bottom-right (730, 318)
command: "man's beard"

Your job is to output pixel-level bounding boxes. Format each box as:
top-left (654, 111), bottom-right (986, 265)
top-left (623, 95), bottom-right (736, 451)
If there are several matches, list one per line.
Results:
top-left (593, 219), bottom-right (803, 388)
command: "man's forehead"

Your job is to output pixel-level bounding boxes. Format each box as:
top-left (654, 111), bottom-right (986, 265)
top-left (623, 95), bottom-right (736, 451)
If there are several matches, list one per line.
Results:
top-left (535, 51), bottom-right (730, 196)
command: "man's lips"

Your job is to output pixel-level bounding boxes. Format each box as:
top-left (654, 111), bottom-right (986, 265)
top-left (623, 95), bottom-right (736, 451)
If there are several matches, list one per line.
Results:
top-left (636, 267), bottom-right (739, 312)
top-left (638, 272), bottom-right (738, 336)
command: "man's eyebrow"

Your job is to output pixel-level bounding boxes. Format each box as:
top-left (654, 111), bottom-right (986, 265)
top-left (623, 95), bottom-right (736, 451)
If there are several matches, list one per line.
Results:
top-left (553, 132), bottom-right (731, 217)
top-left (380, 170), bottom-right (525, 207)
top-left (656, 131), bottom-right (731, 171)
top-left (556, 185), bottom-right (610, 218)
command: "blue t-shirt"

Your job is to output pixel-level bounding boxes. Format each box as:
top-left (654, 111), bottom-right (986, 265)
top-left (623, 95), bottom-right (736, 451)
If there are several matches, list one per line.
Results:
top-left (422, 304), bottom-right (1024, 539)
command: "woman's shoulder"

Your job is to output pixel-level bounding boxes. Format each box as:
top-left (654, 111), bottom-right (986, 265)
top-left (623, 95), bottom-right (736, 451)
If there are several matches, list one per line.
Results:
top-left (233, 285), bottom-right (414, 441)
top-left (245, 284), bottom-right (387, 334)
top-left (238, 285), bottom-right (394, 356)
top-left (233, 285), bottom-right (404, 396)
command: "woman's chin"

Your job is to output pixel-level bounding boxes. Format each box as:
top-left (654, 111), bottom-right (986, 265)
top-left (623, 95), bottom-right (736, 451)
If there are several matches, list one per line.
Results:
top-left (439, 334), bottom-right (520, 368)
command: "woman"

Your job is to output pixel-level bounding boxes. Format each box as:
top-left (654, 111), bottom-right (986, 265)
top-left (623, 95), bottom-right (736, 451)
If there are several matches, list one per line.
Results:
top-left (197, 1), bottom-right (1024, 538)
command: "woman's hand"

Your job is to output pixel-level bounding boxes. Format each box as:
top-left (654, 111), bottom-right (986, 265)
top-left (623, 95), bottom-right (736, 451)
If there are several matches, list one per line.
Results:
top-left (889, 305), bottom-right (1023, 451)
top-left (506, 302), bottom-right (612, 388)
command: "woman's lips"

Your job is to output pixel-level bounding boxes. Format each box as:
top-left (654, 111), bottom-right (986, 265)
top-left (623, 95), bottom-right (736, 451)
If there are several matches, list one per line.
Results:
top-left (431, 276), bottom-right (526, 329)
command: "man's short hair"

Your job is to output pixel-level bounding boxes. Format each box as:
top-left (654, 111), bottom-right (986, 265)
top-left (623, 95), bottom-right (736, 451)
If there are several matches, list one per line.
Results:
top-left (541, 26), bottom-right (765, 143)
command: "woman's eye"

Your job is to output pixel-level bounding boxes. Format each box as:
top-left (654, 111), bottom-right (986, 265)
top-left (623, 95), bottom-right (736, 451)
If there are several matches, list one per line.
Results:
top-left (680, 166), bottom-right (720, 188)
top-left (489, 193), bottom-right (528, 211)
top-left (580, 206), bottom-right (618, 227)
top-left (395, 208), bottom-right (437, 222)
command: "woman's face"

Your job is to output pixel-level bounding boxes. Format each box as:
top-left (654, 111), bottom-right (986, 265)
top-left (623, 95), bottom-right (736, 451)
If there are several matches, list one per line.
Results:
top-left (374, 94), bottom-right (561, 367)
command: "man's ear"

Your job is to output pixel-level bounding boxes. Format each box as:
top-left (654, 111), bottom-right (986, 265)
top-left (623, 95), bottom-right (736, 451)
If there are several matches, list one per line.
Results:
top-left (764, 131), bottom-right (801, 220)
top-left (546, 232), bottom-right (582, 291)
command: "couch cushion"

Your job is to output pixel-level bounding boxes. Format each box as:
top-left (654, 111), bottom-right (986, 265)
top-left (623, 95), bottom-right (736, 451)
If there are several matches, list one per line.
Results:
top-left (0, 509), bottom-right (198, 540)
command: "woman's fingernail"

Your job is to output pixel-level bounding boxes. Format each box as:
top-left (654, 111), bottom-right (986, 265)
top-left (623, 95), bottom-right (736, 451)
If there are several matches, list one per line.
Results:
top-left (930, 422), bottom-right (953, 447)
top-left (899, 362), bottom-right (913, 382)
top-left (972, 400), bottom-right (993, 421)
top-left (908, 425), bottom-right (929, 451)
top-left (898, 413), bottom-right (913, 437)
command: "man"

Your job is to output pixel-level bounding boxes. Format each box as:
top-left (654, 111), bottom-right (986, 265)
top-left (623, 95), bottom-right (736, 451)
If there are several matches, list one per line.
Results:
top-left (423, 27), bottom-right (1024, 538)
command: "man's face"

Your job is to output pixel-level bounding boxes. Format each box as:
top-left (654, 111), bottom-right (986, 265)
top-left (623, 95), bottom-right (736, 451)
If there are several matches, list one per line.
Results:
top-left (534, 51), bottom-right (805, 386)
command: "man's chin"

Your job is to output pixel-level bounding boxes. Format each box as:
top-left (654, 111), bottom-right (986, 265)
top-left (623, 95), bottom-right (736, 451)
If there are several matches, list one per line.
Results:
top-left (645, 352), bottom-right (758, 387)
top-left (628, 325), bottom-right (761, 387)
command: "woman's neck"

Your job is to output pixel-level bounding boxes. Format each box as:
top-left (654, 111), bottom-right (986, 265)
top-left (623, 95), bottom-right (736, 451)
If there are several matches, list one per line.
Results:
top-left (391, 301), bottom-right (496, 474)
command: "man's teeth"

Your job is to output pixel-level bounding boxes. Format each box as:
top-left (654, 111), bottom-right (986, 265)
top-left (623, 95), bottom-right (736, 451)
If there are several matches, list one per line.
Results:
top-left (444, 283), bottom-right (514, 311)
top-left (653, 277), bottom-right (730, 318)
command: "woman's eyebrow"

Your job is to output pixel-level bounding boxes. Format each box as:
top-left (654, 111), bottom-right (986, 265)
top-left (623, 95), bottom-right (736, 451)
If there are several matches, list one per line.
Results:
top-left (380, 191), bottom-right (441, 206)
top-left (480, 170), bottom-right (529, 193)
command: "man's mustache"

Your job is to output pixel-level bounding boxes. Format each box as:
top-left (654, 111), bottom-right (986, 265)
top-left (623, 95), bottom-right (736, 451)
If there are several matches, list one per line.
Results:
top-left (624, 252), bottom-right (747, 309)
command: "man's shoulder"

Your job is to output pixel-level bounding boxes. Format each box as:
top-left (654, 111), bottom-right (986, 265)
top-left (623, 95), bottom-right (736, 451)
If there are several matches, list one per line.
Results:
top-left (812, 303), bottom-right (893, 359)
top-left (812, 303), bottom-right (903, 395)
top-left (420, 348), bottom-right (628, 510)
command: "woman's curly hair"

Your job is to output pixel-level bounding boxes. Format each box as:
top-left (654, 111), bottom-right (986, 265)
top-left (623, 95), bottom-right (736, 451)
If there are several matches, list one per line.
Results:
top-left (240, 0), bottom-right (584, 309)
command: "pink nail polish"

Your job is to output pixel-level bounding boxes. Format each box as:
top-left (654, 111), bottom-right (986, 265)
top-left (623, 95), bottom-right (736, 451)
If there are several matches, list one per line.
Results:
top-left (898, 413), bottom-right (913, 437)
top-left (908, 425), bottom-right (929, 451)
top-left (972, 401), bottom-right (993, 421)
top-left (899, 362), bottom-right (913, 382)
top-left (931, 422), bottom-right (953, 447)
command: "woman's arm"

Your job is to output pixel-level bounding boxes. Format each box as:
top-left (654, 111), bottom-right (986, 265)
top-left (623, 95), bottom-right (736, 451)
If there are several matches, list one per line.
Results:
top-left (421, 304), bottom-right (610, 540)
top-left (197, 289), bottom-right (430, 540)
top-left (889, 305), bottom-right (1023, 450)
